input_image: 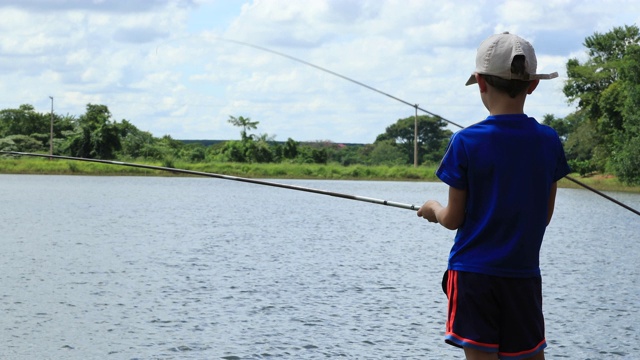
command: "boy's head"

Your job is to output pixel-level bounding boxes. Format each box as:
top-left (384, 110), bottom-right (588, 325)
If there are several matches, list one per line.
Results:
top-left (466, 32), bottom-right (558, 98)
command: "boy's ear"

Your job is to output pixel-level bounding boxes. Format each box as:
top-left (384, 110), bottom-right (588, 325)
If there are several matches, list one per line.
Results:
top-left (476, 73), bottom-right (488, 93)
top-left (527, 79), bottom-right (540, 94)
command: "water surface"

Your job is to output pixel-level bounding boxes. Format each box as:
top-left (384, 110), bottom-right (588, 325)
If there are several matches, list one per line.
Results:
top-left (0, 175), bottom-right (638, 359)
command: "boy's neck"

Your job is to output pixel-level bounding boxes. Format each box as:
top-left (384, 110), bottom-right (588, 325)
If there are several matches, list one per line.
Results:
top-left (477, 75), bottom-right (538, 116)
top-left (482, 90), bottom-right (527, 115)
top-left (488, 99), bottom-right (526, 115)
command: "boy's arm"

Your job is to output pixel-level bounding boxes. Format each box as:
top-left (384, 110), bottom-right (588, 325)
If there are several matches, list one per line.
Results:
top-left (547, 182), bottom-right (558, 225)
top-left (417, 186), bottom-right (467, 230)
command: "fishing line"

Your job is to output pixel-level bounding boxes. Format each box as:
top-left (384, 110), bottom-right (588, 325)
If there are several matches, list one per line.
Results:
top-left (0, 151), bottom-right (420, 211)
top-left (215, 37), bottom-right (640, 217)
top-left (216, 38), bottom-right (465, 129)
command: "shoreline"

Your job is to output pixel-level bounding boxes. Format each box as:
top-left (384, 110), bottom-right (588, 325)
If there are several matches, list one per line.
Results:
top-left (1, 157), bottom-right (639, 194)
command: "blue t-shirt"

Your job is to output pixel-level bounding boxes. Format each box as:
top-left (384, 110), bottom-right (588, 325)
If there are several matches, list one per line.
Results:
top-left (437, 114), bottom-right (571, 277)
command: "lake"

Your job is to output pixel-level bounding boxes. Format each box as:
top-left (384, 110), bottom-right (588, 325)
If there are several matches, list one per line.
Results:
top-left (0, 174), bottom-right (638, 359)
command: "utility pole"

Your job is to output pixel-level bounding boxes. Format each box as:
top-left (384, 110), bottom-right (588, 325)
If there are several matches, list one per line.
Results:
top-left (414, 104), bottom-right (418, 167)
top-left (49, 96), bottom-right (53, 158)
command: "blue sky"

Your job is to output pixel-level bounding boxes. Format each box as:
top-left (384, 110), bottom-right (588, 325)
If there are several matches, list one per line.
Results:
top-left (187, 1), bottom-right (244, 32)
top-left (1, 0), bottom-right (639, 143)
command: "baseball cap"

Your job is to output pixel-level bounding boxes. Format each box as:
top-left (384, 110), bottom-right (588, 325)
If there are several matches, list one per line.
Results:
top-left (465, 32), bottom-right (558, 86)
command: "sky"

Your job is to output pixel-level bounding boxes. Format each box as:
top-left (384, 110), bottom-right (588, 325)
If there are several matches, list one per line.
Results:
top-left (1, 0), bottom-right (639, 144)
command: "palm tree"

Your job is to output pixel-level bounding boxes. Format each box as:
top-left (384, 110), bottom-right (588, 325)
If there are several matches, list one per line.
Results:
top-left (227, 115), bottom-right (259, 141)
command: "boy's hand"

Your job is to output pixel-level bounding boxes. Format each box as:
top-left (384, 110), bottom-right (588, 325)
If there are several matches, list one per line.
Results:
top-left (417, 200), bottom-right (442, 223)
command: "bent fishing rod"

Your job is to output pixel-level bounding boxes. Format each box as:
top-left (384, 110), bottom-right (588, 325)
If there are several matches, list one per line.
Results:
top-left (217, 37), bottom-right (640, 217)
top-left (0, 151), bottom-right (420, 211)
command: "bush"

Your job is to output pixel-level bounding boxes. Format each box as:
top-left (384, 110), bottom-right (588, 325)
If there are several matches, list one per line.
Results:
top-left (0, 135), bottom-right (43, 152)
top-left (568, 159), bottom-right (597, 176)
top-left (611, 136), bottom-right (640, 184)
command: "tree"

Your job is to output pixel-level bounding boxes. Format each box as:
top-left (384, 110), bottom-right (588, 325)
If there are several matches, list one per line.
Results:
top-left (375, 115), bottom-right (451, 165)
top-left (116, 120), bottom-right (155, 159)
top-left (367, 139), bottom-right (406, 165)
top-left (563, 25), bottom-right (640, 176)
top-left (0, 104), bottom-right (48, 137)
top-left (0, 134), bottom-right (43, 152)
top-left (541, 114), bottom-right (573, 143)
top-left (246, 133), bottom-right (275, 163)
top-left (310, 148), bottom-right (328, 164)
top-left (63, 104), bottom-right (122, 159)
top-left (220, 140), bottom-right (247, 162)
top-left (0, 104), bottom-right (75, 154)
top-left (282, 138), bottom-right (298, 159)
top-left (611, 42), bottom-right (640, 184)
top-left (179, 143), bottom-right (206, 162)
top-left (228, 115), bottom-right (259, 141)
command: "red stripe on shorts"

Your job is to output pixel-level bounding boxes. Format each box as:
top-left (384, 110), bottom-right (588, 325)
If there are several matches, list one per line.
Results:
top-left (446, 270), bottom-right (457, 333)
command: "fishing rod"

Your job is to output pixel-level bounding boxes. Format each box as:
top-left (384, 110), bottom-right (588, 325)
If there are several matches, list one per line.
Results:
top-left (0, 151), bottom-right (420, 211)
top-left (562, 176), bottom-right (640, 216)
top-left (217, 37), bottom-right (640, 217)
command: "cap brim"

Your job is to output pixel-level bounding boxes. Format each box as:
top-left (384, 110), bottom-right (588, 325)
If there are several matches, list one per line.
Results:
top-left (465, 71), bottom-right (559, 86)
top-left (530, 72), bottom-right (559, 80)
top-left (465, 74), bottom-right (477, 86)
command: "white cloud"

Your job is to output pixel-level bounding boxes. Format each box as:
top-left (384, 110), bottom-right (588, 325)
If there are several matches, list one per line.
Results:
top-left (0, 0), bottom-right (637, 142)
top-left (0, 0), bottom-right (191, 13)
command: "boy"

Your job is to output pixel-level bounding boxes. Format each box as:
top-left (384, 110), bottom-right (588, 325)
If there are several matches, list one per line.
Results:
top-left (417, 32), bottom-right (571, 360)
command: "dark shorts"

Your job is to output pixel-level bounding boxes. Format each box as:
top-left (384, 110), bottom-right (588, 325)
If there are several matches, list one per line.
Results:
top-left (445, 270), bottom-right (547, 359)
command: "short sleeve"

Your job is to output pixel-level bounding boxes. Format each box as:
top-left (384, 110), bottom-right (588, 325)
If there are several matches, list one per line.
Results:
top-left (553, 136), bottom-right (571, 182)
top-left (436, 132), bottom-right (468, 189)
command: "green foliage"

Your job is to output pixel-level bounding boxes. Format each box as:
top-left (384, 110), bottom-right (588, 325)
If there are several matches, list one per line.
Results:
top-left (162, 157), bottom-right (175, 169)
top-left (0, 107), bottom-right (444, 171)
top-left (0, 104), bottom-right (74, 153)
top-left (610, 135), bottom-right (640, 184)
top-left (228, 115), bottom-right (259, 141)
top-left (327, 144), bottom-right (363, 166)
top-left (568, 159), bottom-right (597, 176)
top-left (61, 104), bottom-right (122, 159)
top-left (542, 113), bottom-right (574, 142)
top-left (0, 135), bottom-right (43, 152)
top-left (282, 138), bottom-right (298, 159)
top-left (611, 44), bottom-right (640, 185)
top-left (180, 144), bottom-right (206, 162)
top-left (366, 140), bottom-right (406, 166)
top-left (0, 103), bottom-right (451, 171)
top-left (249, 134), bottom-right (277, 163)
top-left (246, 139), bottom-right (274, 163)
top-left (119, 128), bottom-right (155, 158)
top-left (0, 104), bottom-right (47, 138)
top-left (310, 148), bottom-right (328, 164)
top-left (561, 24), bottom-right (640, 183)
top-left (375, 114), bottom-right (452, 165)
top-left (219, 140), bottom-right (247, 162)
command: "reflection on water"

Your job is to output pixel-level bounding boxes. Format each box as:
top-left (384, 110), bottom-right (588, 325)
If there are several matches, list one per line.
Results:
top-left (0, 175), bottom-right (638, 359)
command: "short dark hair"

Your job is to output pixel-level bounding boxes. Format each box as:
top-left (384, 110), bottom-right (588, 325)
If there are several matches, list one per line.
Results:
top-left (480, 55), bottom-right (531, 98)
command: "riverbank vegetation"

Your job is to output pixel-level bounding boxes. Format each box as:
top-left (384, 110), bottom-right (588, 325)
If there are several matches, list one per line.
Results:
top-left (0, 156), bottom-right (439, 181)
top-left (1, 25), bottom-right (639, 192)
top-left (1, 156), bottom-right (639, 194)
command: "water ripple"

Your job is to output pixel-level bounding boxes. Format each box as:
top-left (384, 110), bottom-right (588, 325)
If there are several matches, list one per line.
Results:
top-left (0, 176), bottom-right (637, 359)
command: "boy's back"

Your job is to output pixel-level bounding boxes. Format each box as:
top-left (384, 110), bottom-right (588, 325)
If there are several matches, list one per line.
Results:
top-left (437, 113), bottom-right (569, 277)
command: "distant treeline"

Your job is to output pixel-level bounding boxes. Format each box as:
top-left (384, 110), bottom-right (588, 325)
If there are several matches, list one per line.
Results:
top-left (179, 139), bottom-right (366, 148)
top-left (179, 139), bottom-right (226, 147)
top-left (0, 103), bottom-right (452, 168)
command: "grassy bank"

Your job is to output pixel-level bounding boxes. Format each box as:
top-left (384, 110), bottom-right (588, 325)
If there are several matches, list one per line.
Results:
top-left (558, 174), bottom-right (640, 193)
top-left (0, 157), bottom-right (439, 181)
top-left (1, 156), bottom-right (639, 193)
